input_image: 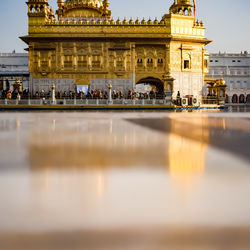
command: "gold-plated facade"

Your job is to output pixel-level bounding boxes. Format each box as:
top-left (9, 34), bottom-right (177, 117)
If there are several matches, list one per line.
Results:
top-left (22, 0), bottom-right (211, 100)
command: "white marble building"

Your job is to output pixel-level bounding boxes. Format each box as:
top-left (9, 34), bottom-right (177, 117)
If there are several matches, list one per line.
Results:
top-left (0, 52), bottom-right (29, 91)
top-left (207, 51), bottom-right (250, 103)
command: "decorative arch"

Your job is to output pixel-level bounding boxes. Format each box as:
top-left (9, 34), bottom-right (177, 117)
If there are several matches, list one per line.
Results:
top-left (136, 77), bottom-right (164, 94)
top-left (239, 94), bottom-right (245, 103)
top-left (232, 94), bottom-right (238, 104)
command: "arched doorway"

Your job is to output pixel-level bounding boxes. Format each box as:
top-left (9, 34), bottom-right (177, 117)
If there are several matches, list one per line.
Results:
top-left (232, 94), bottom-right (238, 104)
top-left (136, 77), bottom-right (164, 98)
top-left (239, 94), bottom-right (245, 103)
top-left (246, 94), bottom-right (250, 104)
top-left (239, 94), bottom-right (245, 104)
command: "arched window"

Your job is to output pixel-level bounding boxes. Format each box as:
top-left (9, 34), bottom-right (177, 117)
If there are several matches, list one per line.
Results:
top-left (137, 59), bottom-right (143, 64)
top-left (184, 60), bottom-right (190, 69)
top-left (158, 58), bottom-right (163, 65)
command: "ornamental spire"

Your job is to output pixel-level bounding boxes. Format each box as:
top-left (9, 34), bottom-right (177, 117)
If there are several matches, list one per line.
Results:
top-left (169, 0), bottom-right (194, 16)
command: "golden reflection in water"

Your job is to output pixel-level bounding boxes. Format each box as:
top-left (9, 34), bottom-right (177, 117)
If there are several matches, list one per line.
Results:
top-left (168, 115), bottom-right (209, 192)
top-left (97, 171), bottom-right (105, 197)
top-left (109, 120), bottom-right (113, 134)
top-left (16, 119), bottom-right (21, 130)
top-left (29, 169), bottom-right (108, 212)
top-left (222, 118), bottom-right (226, 131)
top-left (52, 119), bottom-right (56, 131)
top-left (29, 118), bottom-right (169, 169)
top-left (16, 119), bottom-right (21, 146)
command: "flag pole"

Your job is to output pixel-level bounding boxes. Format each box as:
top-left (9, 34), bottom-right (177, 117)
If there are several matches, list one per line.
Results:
top-left (193, 0), bottom-right (196, 23)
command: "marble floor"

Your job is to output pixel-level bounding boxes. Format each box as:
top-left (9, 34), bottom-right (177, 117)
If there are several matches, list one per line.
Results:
top-left (0, 110), bottom-right (250, 249)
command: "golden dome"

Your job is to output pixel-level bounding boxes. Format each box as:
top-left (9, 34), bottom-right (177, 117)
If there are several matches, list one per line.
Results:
top-left (65, 0), bottom-right (103, 8)
top-left (60, 0), bottom-right (110, 18)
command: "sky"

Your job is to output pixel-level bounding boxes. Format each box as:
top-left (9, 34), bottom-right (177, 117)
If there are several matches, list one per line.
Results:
top-left (0, 0), bottom-right (249, 53)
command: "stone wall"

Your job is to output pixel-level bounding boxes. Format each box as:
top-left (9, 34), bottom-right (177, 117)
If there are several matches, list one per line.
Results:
top-left (172, 72), bottom-right (204, 101)
top-left (89, 78), bottom-right (134, 92)
top-left (32, 78), bottom-right (75, 93)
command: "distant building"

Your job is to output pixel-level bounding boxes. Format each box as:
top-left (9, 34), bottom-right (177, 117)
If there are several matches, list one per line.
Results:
top-left (207, 51), bottom-right (250, 103)
top-left (0, 52), bottom-right (29, 92)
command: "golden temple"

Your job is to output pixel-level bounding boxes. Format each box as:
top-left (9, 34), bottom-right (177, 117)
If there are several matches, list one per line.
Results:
top-left (21, 0), bottom-right (211, 102)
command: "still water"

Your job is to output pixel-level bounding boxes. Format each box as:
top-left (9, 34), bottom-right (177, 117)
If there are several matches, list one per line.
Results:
top-left (0, 110), bottom-right (250, 249)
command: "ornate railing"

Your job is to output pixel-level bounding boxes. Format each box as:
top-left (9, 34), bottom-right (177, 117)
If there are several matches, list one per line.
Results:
top-left (0, 98), bottom-right (172, 106)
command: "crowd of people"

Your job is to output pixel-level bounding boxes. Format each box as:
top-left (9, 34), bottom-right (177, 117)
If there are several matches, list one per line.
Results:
top-left (1, 89), bottom-right (30, 100)
top-left (0, 89), bottom-right (167, 100)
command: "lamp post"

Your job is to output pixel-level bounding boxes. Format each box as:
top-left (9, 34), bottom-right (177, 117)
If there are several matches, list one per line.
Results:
top-left (51, 83), bottom-right (56, 105)
top-left (108, 81), bottom-right (113, 104)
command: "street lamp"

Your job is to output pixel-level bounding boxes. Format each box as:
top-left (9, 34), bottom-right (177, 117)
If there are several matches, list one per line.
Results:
top-left (51, 83), bottom-right (56, 105)
top-left (107, 81), bottom-right (113, 104)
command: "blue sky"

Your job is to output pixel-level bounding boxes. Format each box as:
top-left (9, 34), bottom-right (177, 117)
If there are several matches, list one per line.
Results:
top-left (0, 0), bottom-right (249, 53)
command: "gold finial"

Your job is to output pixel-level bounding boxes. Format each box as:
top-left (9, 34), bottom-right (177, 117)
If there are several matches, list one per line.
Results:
top-left (154, 18), bottom-right (158, 25)
top-left (122, 17), bottom-right (128, 25)
top-left (116, 18), bottom-right (121, 25)
top-left (103, 18), bottom-right (109, 25)
top-left (108, 83), bottom-right (112, 90)
top-left (160, 19), bottom-right (165, 25)
top-left (147, 18), bottom-right (152, 25)
top-left (51, 83), bottom-right (55, 90)
top-left (141, 18), bottom-right (146, 25)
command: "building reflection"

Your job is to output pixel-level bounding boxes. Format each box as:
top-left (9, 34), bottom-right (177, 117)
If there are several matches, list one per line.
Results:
top-left (25, 115), bottom-right (240, 218)
top-left (167, 116), bottom-right (209, 192)
top-left (28, 119), bottom-right (169, 169)
top-left (29, 168), bottom-right (109, 213)
top-left (27, 115), bottom-right (233, 197)
top-left (28, 116), bottom-right (232, 171)
top-left (167, 116), bottom-right (233, 189)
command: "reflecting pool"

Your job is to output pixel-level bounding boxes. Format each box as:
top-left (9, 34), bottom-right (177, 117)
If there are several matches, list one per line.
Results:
top-left (0, 111), bottom-right (250, 250)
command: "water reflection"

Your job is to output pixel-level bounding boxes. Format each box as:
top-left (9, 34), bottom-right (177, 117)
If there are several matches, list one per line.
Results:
top-left (128, 115), bottom-right (250, 161)
top-left (230, 105), bottom-right (250, 113)
top-left (0, 119), bottom-right (21, 132)
top-left (168, 116), bottom-right (208, 194)
top-left (1, 112), bottom-right (250, 240)
top-left (28, 118), bottom-right (170, 169)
